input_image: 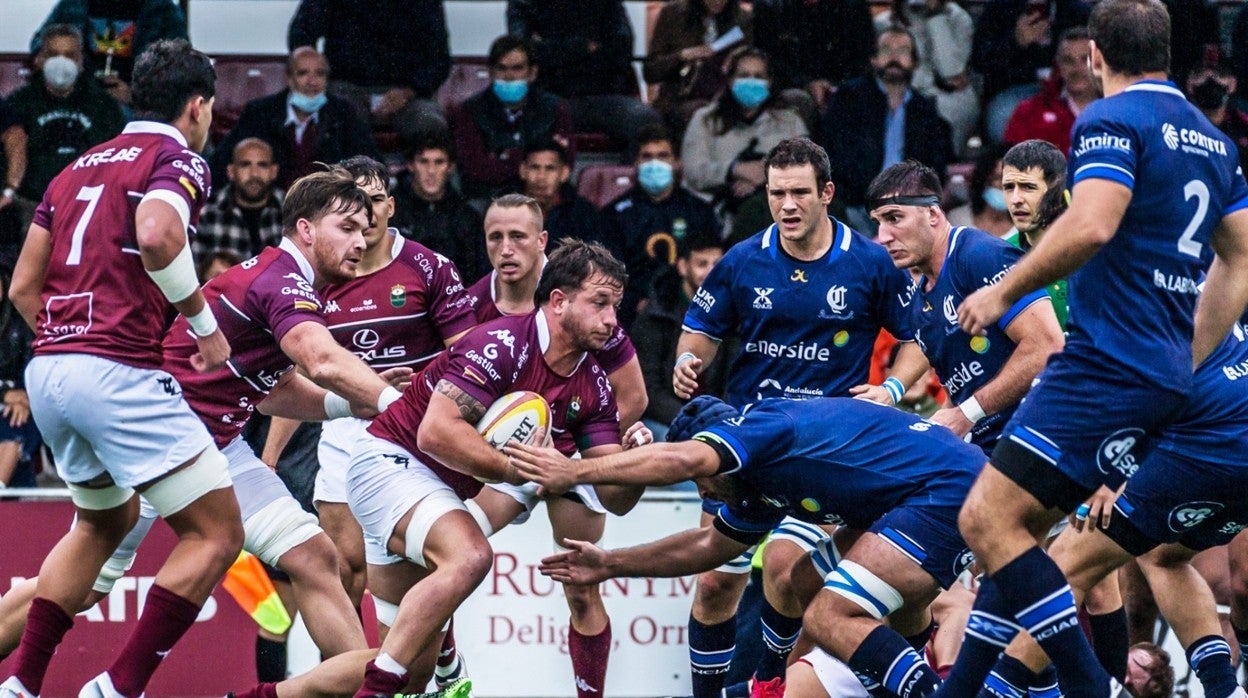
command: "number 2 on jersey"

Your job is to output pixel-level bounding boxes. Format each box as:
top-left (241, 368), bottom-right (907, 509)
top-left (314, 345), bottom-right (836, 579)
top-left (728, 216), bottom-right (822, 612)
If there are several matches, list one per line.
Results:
top-left (1177, 179), bottom-right (1209, 258)
top-left (66, 184), bottom-right (104, 266)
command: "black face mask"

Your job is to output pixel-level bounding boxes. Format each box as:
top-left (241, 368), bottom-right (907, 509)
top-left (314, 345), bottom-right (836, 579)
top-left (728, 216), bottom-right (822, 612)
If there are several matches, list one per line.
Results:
top-left (1191, 77), bottom-right (1230, 110)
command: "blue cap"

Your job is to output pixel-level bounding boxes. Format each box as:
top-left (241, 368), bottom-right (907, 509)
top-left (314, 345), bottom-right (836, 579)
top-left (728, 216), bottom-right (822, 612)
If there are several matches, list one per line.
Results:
top-left (667, 395), bottom-right (740, 443)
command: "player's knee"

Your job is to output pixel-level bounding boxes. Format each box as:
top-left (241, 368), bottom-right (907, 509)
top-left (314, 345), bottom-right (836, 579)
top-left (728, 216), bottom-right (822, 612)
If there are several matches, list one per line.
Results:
top-left (281, 535), bottom-right (342, 584)
top-left (694, 571), bottom-right (746, 613)
top-left (1229, 566), bottom-right (1248, 611)
top-left (561, 581), bottom-right (601, 618)
top-left (957, 497), bottom-right (991, 548)
top-left (763, 548), bottom-right (799, 595)
top-left (449, 540), bottom-right (493, 589)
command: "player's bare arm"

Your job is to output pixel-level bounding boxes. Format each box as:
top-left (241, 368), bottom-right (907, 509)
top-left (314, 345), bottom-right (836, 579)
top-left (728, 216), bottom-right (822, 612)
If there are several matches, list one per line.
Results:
top-left (932, 300), bottom-right (1064, 436)
top-left (1194, 208), bottom-right (1248, 365)
top-left (9, 224), bottom-right (51, 330)
top-left (673, 331), bottom-right (720, 399)
top-left (959, 179), bottom-right (1131, 335)
top-left (278, 320), bottom-right (398, 417)
top-left (851, 341), bottom-right (930, 405)
top-left (418, 379), bottom-right (518, 483)
top-left (540, 526), bottom-right (751, 585)
top-left (607, 356), bottom-right (648, 427)
top-left (507, 438), bottom-right (720, 494)
top-left (135, 197), bottom-right (230, 371)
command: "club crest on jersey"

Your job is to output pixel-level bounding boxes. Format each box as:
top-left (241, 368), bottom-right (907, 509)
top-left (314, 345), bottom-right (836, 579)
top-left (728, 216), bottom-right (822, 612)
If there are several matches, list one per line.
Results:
top-left (943, 295), bottom-right (958, 325)
top-left (1167, 501), bottom-right (1224, 532)
top-left (390, 284), bottom-right (406, 308)
top-left (820, 285), bottom-right (855, 320)
top-left (753, 287), bottom-right (774, 309)
top-left (566, 396), bottom-right (582, 423)
top-left (1096, 428), bottom-right (1145, 479)
top-left (790, 270), bottom-right (809, 283)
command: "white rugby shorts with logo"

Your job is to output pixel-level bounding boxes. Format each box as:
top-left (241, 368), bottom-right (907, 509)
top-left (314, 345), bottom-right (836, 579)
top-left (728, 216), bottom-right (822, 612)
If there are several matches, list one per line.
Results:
top-left (316, 416), bottom-right (370, 504)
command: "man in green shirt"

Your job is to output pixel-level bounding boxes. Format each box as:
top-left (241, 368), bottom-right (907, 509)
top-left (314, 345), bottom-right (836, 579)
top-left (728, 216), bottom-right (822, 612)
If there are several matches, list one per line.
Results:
top-left (1001, 139), bottom-right (1070, 328)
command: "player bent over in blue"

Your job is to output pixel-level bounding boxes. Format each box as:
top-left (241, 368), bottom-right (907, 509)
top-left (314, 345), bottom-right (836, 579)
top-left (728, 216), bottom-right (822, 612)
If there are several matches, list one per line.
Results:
top-left (948, 1), bottom-right (1248, 696)
top-left (509, 395), bottom-right (986, 698)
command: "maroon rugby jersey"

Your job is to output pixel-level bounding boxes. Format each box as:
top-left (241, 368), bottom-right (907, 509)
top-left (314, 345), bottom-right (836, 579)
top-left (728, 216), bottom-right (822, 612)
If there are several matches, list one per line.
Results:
top-left (368, 311), bottom-right (621, 498)
top-left (465, 270), bottom-right (637, 374)
top-left (30, 121), bottom-right (210, 368)
top-left (163, 241), bottom-right (325, 446)
top-left (322, 233), bottom-right (476, 371)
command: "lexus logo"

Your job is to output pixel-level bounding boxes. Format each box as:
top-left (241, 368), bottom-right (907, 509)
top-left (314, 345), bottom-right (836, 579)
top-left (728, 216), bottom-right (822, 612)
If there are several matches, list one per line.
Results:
top-left (353, 328), bottom-right (380, 349)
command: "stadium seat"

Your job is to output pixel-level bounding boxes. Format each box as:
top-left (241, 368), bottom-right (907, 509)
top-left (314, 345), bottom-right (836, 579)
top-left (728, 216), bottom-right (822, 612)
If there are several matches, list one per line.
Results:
top-left (0, 53), bottom-right (30, 97)
top-left (577, 164), bottom-right (634, 209)
top-left (210, 56), bottom-right (288, 140)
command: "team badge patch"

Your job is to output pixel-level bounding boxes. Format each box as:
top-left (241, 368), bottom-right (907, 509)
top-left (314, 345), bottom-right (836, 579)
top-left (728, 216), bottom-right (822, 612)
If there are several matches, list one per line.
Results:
top-left (293, 300), bottom-right (319, 312)
top-left (566, 396), bottom-right (582, 423)
top-left (390, 284), bottom-right (406, 308)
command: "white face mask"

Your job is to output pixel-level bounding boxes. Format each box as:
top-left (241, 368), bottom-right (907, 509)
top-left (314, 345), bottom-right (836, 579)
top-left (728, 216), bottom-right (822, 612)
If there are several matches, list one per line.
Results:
top-left (43, 55), bottom-right (79, 90)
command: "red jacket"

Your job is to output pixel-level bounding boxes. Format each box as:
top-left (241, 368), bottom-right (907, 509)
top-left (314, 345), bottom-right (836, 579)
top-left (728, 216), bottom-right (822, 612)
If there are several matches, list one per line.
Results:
top-left (1003, 77), bottom-right (1076, 154)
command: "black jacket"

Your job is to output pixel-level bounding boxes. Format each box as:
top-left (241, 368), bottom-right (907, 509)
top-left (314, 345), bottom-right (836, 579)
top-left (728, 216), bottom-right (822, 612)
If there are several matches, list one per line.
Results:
top-left (545, 186), bottom-right (601, 246)
top-left (507, 0), bottom-right (636, 97)
top-left (0, 269), bottom-right (33, 395)
top-left (211, 90), bottom-right (379, 188)
top-left (821, 77), bottom-right (952, 207)
top-left (597, 185), bottom-right (720, 328)
top-left (288, 0), bottom-right (450, 95)
top-left (971, 0), bottom-right (1091, 101)
top-left (753, 0), bottom-right (874, 89)
top-left (452, 87), bottom-right (572, 198)
top-left (631, 266), bottom-right (735, 425)
top-left (391, 175), bottom-right (489, 283)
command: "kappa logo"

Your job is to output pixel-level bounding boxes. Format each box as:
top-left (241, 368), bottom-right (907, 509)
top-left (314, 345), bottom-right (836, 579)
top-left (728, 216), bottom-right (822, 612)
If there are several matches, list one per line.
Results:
top-left (943, 295), bottom-right (958, 325)
top-left (324, 300), bottom-right (340, 313)
top-left (1163, 123), bottom-right (1180, 150)
top-left (826, 285), bottom-right (848, 313)
top-left (574, 677), bottom-right (599, 693)
top-left (1096, 428), bottom-right (1145, 479)
top-left (753, 287), bottom-right (774, 310)
top-left (1167, 501), bottom-right (1224, 532)
top-left (157, 376), bottom-right (179, 396)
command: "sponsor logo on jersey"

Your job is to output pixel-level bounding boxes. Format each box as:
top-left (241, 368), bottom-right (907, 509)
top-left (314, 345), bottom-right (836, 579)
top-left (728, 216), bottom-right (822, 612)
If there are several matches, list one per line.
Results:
top-left (1164, 123), bottom-right (1228, 156)
top-left (465, 349), bottom-right (501, 381)
top-left (693, 287), bottom-right (716, 313)
top-left (350, 299), bottom-right (377, 313)
top-left (833, 330), bottom-right (849, 347)
top-left (790, 270), bottom-right (809, 283)
top-left (800, 498), bottom-right (821, 513)
top-left (752, 287), bottom-right (774, 310)
top-left (390, 284), bottom-right (406, 307)
top-left (73, 145), bottom-right (143, 170)
top-left (754, 377), bottom-right (824, 400)
top-left (746, 339), bottom-right (831, 361)
top-left (944, 360), bottom-right (984, 396)
top-left (1096, 428), bottom-right (1145, 479)
top-left (353, 329), bottom-right (379, 349)
top-left (821, 513), bottom-right (845, 525)
top-left (909, 421), bottom-right (935, 432)
top-left (954, 548), bottom-right (976, 577)
top-left (1072, 132), bottom-right (1132, 157)
top-left (1219, 521), bottom-right (1247, 535)
top-left (1222, 360), bottom-right (1248, 381)
top-left (970, 336), bottom-right (990, 354)
top-left (1167, 501), bottom-right (1224, 532)
top-left (760, 494), bottom-right (789, 509)
top-left (1153, 269), bottom-right (1199, 294)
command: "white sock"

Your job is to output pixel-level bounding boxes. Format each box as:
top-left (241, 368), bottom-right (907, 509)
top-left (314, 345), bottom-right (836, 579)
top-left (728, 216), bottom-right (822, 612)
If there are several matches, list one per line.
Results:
top-left (374, 651), bottom-right (407, 677)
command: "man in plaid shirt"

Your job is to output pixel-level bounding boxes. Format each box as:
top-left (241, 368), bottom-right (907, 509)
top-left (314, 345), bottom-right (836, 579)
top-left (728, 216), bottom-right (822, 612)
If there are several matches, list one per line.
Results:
top-left (194, 137), bottom-right (285, 260)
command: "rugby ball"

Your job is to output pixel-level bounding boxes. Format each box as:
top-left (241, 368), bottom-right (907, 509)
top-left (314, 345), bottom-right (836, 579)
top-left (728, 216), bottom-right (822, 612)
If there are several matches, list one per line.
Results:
top-left (475, 391), bottom-right (553, 482)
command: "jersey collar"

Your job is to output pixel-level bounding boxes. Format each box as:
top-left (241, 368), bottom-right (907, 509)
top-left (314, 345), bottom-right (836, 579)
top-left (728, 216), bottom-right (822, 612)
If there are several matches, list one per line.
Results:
top-left (388, 228), bottom-right (404, 260)
top-left (278, 237), bottom-right (316, 285)
top-left (535, 307), bottom-right (588, 373)
top-left (761, 217), bottom-right (850, 265)
top-left (122, 120), bottom-right (188, 147)
top-left (921, 225), bottom-right (966, 289)
top-left (1123, 80), bottom-right (1185, 99)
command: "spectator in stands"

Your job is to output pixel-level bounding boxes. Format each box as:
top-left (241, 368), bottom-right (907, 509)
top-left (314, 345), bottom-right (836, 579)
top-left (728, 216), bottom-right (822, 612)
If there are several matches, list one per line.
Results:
top-left (1185, 60), bottom-right (1248, 173)
top-left (1160, 0), bottom-right (1220, 90)
top-left (0, 99), bottom-right (25, 264)
top-left (821, 26), bottom-right (951, 234)
top-left (644, 0), bottom-right (753, 141)
top-left (874, 0), bottom-right (979, 156)
top-left (0, 263), bottom-right (37, 489)
top-left (507, 0), bottom-right (662, 152)
top-left (390, 131), bottom-right (489, 282)
top-left (597, 124), bottom-right (720, 328)
top-left (681, 47), bottom-right (807, 214)
top-left (517, 141), bottom-right (599, 244)
top-left (7, 25), bottom-right (124, 230)
top-left (197, 250), bottom-right (243, 284)
top-left (973, 0), bottom-right (1091, 145)
top-left (752, 0), bottom-right (875, 123)
top-left (195, 138), bottom-right (285, 261)
top-left (947, 145), bottom-right (1013, 237)
top-left (31, 0), bottom-right (187, 105)
top-left (1002, 28), bottom-right (1098, 153)
top-left (631, 229), bottom-right (728, 440)
top-left (452, 35), bottom-right (573, 199)
top-left (212, 47), bottom-right (379, 189)
top-left (288, 0), bottom-right (450, 148)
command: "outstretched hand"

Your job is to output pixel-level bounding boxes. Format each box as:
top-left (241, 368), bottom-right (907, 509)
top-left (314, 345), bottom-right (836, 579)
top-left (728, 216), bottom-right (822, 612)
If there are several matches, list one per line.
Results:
top-left (505, 430), bottom-right (577, 495)
top-left (539, 539), bottom-right (611, 585)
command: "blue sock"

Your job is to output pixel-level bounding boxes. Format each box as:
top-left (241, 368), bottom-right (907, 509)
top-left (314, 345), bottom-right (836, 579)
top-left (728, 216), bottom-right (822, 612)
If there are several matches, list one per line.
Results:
top-left (1232, 622), bottom-right (1248, 668)
top-left (937, 578), bottom-right (1021, 696)
top-left (1029, 665), bottom-right (1062, 697)
top-left (994, 547), bottom-right (1109, 698)
top-left (1187, 635), bottom-right (1239, 698)
top-left (689, 615), bottom-right (736, 698)
top-left (1087, 607), bottom-right (1128, 680)
top-left (755, 600), bottom-right (801, 682)
top-left (848, 625), bottom-right (940, 698)
top-left (980, 655), bottom-right (1033, 698)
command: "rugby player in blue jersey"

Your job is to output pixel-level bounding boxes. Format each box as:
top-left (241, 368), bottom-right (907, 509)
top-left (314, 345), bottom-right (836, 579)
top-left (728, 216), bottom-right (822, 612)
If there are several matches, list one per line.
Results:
top-left (672, 137), bottom-right (917, 696)
top-left (945, 1), bottom-right (1248, 696)
top-left (508, 395), bottom-right (983, 698)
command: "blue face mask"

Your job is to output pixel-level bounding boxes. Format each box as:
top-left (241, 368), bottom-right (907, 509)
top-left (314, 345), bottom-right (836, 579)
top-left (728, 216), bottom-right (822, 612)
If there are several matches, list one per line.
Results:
top-left (731, 78), bottom-right (770, 109)
top-left (983, 187), bottom-right (1008, 212)
top-left (638, 159), bottom-right (674, 196)
top-left (290, 91), bottom-right (328, 113)
top-left (492, 79), bottom-right (529, 104)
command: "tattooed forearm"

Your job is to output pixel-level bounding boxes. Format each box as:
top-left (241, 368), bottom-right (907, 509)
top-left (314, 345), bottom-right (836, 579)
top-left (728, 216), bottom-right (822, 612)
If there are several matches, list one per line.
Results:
top-left (435, 379), bottom-right (488, 423)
